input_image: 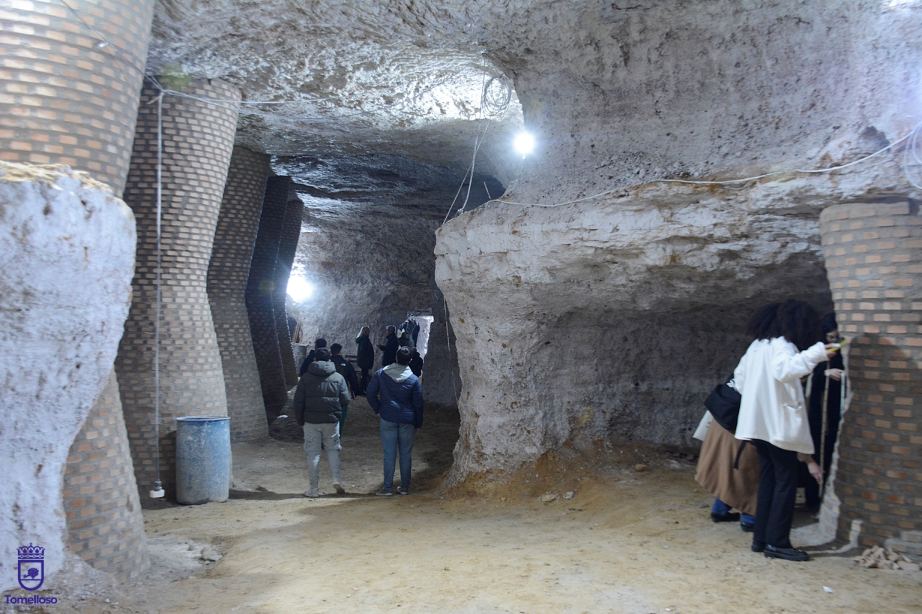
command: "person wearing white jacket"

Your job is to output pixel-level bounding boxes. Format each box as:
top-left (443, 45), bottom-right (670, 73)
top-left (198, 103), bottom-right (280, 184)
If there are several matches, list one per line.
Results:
top-left (734, 300), bottom-right (836, 562)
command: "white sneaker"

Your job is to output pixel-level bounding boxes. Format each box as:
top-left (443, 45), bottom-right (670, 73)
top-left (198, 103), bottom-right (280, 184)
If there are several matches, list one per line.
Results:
top-left (333, 482), bottom-right (346, 495)
top-left (396, 487), bottom-right (409, 496)
top-left (304, 489), bottom-right (320, 498)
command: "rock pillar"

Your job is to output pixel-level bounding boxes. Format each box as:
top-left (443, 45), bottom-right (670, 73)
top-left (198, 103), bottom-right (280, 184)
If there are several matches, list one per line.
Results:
top-left (820, 201), bottom-right (922, 547)
top-left (207, 146), bottom-right (271, 441)
top-left (0, 163), bottom-right (135, 591)
top-left (117, 79), bottom-right (240, 502)
top-left (0, 0), bottom-right (154, 583)
top-left (247, 176), bottom-right (294, 420)
top-left (277, 192), bottom-right (303, 388)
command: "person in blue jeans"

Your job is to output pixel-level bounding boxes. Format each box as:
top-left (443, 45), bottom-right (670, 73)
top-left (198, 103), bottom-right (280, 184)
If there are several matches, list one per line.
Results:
top-left (366, 346), bottom-right (424, 495)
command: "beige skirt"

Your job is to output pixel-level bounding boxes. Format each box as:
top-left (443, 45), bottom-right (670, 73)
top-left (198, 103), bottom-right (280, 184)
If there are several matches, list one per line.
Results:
top-left (695, 419), bottom-right (759, 516)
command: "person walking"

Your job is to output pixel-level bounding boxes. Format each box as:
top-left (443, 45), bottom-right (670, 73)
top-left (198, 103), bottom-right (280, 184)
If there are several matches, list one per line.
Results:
top-left (293, 347), bottom-right (350, 497)
top-left (355, 326), bottom-right (375, 394)
top-left (367, 347), bottom-right (424, 496)
top-left (378, 325), bottom-right (399, 367)
top-left (734, 300), bottom-right (834, 561)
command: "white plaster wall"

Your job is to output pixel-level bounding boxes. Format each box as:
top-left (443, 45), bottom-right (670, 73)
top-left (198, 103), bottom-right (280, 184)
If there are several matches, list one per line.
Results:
top-left (0, 163), bottom-right (135, 590)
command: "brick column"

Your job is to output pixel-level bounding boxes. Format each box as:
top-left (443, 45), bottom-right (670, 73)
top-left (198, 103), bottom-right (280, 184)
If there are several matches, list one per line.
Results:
top-left (0, 0), bottom-right (154, 582)
top-left (247, 176), bottom-right (293, 420)
top-left (63, 374), bottom-right (147, 579)
top-left (207, 146), bottom-right (270, 441)
top-left (820, 201), bottom-right (922, 547)
top-left (277, 192), bottom-right (303, 388)
top-left (117, 79), bottom-right (240, 502)
top-left (0, 0), bottom-right (154, 193)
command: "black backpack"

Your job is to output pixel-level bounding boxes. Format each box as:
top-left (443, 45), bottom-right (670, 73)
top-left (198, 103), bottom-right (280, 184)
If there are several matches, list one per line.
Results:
top-left (704, 377), bottom-right (748, 467)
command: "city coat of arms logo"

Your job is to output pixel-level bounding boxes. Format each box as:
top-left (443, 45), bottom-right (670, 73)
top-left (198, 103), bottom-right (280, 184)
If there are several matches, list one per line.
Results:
top-left (17, 543), bottom-right (44, 591)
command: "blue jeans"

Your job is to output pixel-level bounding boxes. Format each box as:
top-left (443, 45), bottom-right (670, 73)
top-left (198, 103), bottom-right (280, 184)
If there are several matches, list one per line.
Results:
top-left (380, 418), bottom-right (416, 492)
top-left (712, 498), bottom-right (756, 526)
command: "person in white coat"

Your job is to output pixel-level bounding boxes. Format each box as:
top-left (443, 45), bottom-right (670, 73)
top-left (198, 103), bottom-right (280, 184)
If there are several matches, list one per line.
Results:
top-left (734, 300), bottom-right (835, 562)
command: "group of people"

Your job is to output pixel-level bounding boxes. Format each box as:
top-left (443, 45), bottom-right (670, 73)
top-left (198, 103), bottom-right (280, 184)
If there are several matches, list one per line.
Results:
top-left (695, 301), bottom-right (846, 562)
top-left (292, 323), bottom-right (426, 498)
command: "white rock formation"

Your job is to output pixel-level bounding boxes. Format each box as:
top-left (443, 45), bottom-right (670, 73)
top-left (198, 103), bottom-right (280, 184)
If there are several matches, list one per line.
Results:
top-left (0, 163), bottom-right (135, 590)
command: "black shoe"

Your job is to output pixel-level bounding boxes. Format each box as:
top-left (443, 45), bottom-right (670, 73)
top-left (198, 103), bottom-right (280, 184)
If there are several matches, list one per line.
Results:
top-left (740, 522), bottom-right (755, 533)
top-left (751, 541), bottom-right (765, 553)
top-left (711, 511), bottom-right (741, 523)
top-left (764, 545), bottom-right (809, 561)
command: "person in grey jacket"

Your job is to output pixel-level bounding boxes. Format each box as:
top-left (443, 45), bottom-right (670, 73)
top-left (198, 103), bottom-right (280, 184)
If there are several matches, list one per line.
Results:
top-left (293, 347), bottom-right (350, 497)
top-left (367, 347), bottom-right (424, 496)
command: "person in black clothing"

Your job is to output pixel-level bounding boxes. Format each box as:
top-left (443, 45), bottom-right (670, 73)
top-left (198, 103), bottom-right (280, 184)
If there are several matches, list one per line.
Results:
top-left (355, 325), bottom-right (375, 394)
top-left (378, 325), bottom-right (399, 366)
top-left (330, 343), bottom-right (359, 396)
top-left (408, 347), bottom-right (423, 377)
top-left (299, 338), bottom-right (327, 377)
top-left (803, 313), bottom-right (846, 512)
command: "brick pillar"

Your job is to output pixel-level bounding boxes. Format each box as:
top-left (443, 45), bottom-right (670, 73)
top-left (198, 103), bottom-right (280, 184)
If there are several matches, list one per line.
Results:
top-left (0, 0), bottom-right (155, 581)
top-left (117, 79), bottom-right (240, 502)
top-left (0, 0), bottom-right (154, 193)
top-left (63, 374), bottom-right (147, 579)
top-left (277, 193), bottom-right (303, 388)
top-left (207, 146), bottom-right (270, 441)
top-left (820, 201), bottom-right (922, 547)
top-left (247, 176), bottom-right (293, 420)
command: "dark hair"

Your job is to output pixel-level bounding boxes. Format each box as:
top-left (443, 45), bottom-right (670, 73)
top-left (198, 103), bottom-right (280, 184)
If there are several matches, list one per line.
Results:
top-left (395, 346), bottom-right (412, 365)
top-left (314, 338), bottom-right (327, 349)
top-left (315, 347), bottom-right (331, 361)
top-left (386, 325), bottom-right (396, 334)
top-left (330, 343), bottom-right (342, 354)
top-left (746, 300), bottom-right (820, 350)
top-left (821, 312), bottom-right (838, 334)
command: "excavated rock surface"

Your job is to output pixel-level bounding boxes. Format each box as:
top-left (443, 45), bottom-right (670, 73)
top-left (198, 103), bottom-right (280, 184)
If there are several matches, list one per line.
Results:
top-left (148, 1), bottom-right (922, 479)
top-left (0, 163), bottom-right (135, 590)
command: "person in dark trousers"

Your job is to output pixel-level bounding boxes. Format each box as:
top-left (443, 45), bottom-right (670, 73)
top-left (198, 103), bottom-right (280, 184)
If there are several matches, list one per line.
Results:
top-left (378, 325), bottom-right (399, 367)
top-left (299, 337), bottom-right (327, 377)
top-left (408, 347), bottom-right (423, 377)
top-left (803, 313), bottom-right (846, 512)
top-left (355, 325), bottom-right (375, 394)
top-left (367, 347), bottom-right (424, 496)
top-left (733, 300), bottom-right (834, 562)
top-left (293, 347), bottom-right (349, 497)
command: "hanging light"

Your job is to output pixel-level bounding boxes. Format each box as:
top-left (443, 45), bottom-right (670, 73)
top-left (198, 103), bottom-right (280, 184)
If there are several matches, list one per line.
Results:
top-left (287, 276), bottom-right (315, 302)
top-left (513, 130), bottom-right (536, 157)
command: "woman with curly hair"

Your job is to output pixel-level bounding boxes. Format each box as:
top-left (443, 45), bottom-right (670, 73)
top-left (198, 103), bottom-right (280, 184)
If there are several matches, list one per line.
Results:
top-left (734, 300), bottom-right (836, 561)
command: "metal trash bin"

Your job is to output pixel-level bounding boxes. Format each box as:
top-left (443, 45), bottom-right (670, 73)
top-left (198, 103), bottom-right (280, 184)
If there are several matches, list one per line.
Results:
top-left (175, 416), bottom-right (231, 504)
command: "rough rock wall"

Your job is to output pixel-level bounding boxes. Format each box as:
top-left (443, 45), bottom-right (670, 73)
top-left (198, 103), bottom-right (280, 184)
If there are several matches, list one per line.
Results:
top-left (283, 158), bottom-right (495, 406)
top-left (819, 202), bottom-right (922, 547)
top-left (207, 146), bottom-right (270, 441)
top-left (435, 1), bottom-right (921, 481)
top-left (0, 164), bottom-right (135, 591)
top-left (117, 80), bottom-right (239, 502)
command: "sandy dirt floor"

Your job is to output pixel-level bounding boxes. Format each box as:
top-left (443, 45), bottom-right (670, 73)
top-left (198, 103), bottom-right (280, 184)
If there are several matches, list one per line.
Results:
top-left (43, 398), bottom-right (922, 613)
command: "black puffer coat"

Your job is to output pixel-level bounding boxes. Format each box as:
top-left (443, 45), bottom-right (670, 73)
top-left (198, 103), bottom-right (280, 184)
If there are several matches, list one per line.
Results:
top-left (293, 360), bottom-right (350, 425)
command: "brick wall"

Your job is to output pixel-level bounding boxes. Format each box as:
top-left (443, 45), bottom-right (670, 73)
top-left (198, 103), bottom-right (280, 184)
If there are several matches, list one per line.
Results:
top-left (207, 146), bottom-right (270, 441)
top-left (247, 176), bottom-right (293, 419)
top-left (63, 373), bottom-right (148, 579)
top-left (117, 79), bottom-right (239, 503)
top-left (0, 0), bottom-right (154, 581)
top-left (820, 201), bottom-right (922, 547)
top-left (276, 193), bottom-right (303, 388)
top-left (0, 0), bottom-right (154, 193)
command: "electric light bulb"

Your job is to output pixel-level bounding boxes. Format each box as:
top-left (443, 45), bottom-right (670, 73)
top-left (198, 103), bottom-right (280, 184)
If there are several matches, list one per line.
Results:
top-left (513, 130), bottom-right (535, 157)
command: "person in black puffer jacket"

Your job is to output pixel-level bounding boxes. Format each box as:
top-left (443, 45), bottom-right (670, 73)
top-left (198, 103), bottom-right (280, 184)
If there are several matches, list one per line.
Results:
top-left (367, 347), bottom-right (423, 496)
top-left (293, 348), bottom-right (350, 497)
